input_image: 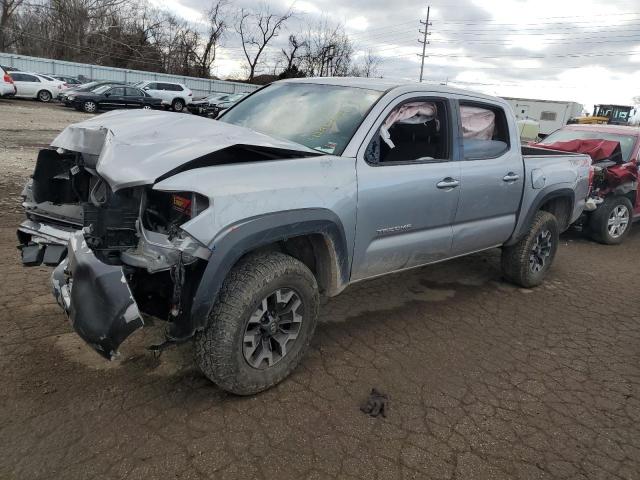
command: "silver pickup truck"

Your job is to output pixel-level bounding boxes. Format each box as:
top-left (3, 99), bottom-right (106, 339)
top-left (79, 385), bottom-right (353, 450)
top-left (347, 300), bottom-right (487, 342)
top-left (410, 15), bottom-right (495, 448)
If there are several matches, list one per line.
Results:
top-left (18, 78), bottom-right (591, 394)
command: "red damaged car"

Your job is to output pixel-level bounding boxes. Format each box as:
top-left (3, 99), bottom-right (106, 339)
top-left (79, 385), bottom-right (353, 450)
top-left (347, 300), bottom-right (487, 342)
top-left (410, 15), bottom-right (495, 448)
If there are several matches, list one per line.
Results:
top-left (534, 125), bottom-right (640, 244)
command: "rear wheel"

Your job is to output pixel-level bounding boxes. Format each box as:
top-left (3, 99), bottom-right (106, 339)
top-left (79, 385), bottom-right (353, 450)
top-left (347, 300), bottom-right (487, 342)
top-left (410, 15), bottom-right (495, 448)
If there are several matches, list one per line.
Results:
top-left (37, 90), bottom-right (52, 102)
top-left (82, 100), bottom-right (97, 113)
top-left (172, 98), bottom-right (185, 112)
top-left (195, 252), bottom-right (319, 395)
top-left (501, 211), bottom-right (559, 288)
top-left (589, 196), bottom-right (633, 245)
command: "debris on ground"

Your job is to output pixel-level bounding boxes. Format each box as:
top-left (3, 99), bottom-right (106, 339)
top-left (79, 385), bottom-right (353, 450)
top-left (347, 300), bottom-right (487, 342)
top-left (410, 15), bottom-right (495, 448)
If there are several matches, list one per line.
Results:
top-left (360, 388), bottom-right (388, 418)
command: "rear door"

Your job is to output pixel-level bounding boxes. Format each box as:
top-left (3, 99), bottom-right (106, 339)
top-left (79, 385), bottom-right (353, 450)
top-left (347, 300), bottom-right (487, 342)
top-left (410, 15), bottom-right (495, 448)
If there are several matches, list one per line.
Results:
top-left (450, 100), bottom-right (524, 256)
top-left (351, 94), bottom-right (461, 281)
top-left (149, 82), bottom-right (170, 103)
top-left (125, 87), bottom-right (144, 108)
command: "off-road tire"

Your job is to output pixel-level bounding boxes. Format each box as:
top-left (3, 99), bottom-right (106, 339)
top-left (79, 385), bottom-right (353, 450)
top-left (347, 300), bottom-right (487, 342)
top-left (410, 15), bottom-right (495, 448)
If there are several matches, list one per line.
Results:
top-left (37, 90), bottom-right (52, 102)
top-left (195, 252), bottom-right (319, 395)
top-left (172, 98), bottom-right (185, 112)
top-left (589, 195), bottom-right (633, 245)
top-left (501, 210), bottom-right (559, 288)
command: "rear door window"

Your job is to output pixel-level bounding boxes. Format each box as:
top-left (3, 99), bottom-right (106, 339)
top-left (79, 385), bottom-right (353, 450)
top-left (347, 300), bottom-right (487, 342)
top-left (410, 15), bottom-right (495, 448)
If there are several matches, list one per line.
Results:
top-left (459, 103), bottom-right (510, 160)
top-left (125, 87), bottom-right (142, 96)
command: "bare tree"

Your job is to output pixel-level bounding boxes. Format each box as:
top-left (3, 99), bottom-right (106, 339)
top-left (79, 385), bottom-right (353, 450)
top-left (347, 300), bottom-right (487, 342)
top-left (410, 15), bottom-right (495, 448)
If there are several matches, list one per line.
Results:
top-left (0, 0), bottom-right (25, 50)
top-left (351, 50), bottom-right (381, 77)
top-left (192, 1), bottom-right (227, 78)
top-left (236, 5), bottom-right (293, 81)
top-left (301, 19), bottom-right (353, 77)
top-left (281, 34), bottom-right (304, 71)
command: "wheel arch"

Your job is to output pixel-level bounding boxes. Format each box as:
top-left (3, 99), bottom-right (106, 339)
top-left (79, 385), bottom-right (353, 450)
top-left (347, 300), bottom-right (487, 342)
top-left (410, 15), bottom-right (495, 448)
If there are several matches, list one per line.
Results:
top-left (183, 209), bottom-right (350, 339)
top-left (506, 188), bottom-right (575, 246)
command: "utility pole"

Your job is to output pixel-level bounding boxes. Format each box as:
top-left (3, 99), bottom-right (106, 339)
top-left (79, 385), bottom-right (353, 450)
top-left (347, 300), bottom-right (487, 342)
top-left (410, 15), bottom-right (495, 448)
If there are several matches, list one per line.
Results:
top-left (418, 6), bottom-right (431, 82)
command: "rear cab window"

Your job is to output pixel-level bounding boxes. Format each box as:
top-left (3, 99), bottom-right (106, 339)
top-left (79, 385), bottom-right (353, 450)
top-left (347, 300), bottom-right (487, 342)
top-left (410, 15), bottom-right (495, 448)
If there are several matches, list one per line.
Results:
top-left (459, 102), bottom-right (510, 160)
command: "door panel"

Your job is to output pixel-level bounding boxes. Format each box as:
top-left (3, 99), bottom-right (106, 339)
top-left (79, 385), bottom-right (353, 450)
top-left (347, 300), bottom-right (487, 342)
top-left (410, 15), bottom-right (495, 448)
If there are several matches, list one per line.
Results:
top-left (451, 102), bottom-right (524, 256)
top-left (125, 88), bottom-right (143, 108)
top-left (352, 160), bottom-right (461, 281)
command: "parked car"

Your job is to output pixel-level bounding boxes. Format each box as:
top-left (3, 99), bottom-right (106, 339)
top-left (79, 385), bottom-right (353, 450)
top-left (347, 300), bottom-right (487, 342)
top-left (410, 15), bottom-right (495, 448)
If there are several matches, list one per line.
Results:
top-left (0, 65), bottom-right (17, 98)
top-left (67, 84), bottom-right (163, 112)
top-left (8, 71), bottom-right (65, 102)
top-left (17, 78), bottom-right (591, 395)
top-left (533, 124), bottom-right (640, 244)
top-left (58, 80), bottom-right (126, 104)
top-left (132, 80), bottom-right (192, 112)
top-left (210, 92), bottom-right (248, 118)
top-left (51, 75), bottom-right (83, 86)
top-left (187, 92), bottom-right (234, 115)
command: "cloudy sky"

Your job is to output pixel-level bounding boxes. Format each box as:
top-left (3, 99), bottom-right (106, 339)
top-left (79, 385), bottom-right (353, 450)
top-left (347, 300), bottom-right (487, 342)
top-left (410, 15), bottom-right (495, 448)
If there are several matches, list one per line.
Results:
top-left (151, 0), bottom-right (640, 110)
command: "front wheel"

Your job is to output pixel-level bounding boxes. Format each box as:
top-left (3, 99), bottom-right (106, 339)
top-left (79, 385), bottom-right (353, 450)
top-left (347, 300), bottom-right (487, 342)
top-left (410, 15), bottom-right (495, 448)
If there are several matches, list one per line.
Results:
top-left (501, 211), bottom-right (559, 288)
top-left (589, 196), bottom-right (633, 245)
top-left (172, 98), bottom-right (185, 112)
top-left (195, 252), bottom-right (319, 395)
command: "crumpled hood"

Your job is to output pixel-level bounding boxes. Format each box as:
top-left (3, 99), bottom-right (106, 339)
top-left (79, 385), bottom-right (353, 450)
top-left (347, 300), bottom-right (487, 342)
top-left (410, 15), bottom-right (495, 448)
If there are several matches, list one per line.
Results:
top-left (51, 109), bottom-right (317, 190)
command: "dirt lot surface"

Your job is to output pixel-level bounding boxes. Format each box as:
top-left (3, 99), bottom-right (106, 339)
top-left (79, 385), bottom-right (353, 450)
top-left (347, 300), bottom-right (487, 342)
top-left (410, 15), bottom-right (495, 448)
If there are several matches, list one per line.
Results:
top-left (1, 98), bottom-right (640, 480)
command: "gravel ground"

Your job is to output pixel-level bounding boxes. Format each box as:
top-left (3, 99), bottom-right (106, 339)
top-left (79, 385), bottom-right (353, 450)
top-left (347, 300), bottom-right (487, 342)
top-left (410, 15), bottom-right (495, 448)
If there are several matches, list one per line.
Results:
top-left (1, 98), bottom-right (640, 480)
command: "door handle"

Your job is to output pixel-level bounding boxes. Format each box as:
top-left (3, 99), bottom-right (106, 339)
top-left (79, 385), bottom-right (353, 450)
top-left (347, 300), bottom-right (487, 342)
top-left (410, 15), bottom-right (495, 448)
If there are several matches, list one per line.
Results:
top-left (503, 173), bottom-right (520, 182)
top-left (436, 178), bottom-right (460, 189)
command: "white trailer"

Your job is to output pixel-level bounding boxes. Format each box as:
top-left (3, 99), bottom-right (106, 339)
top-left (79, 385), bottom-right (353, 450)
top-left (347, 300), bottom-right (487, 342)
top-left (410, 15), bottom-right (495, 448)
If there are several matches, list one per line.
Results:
top-left (502, 97), bottom-right (583, 137)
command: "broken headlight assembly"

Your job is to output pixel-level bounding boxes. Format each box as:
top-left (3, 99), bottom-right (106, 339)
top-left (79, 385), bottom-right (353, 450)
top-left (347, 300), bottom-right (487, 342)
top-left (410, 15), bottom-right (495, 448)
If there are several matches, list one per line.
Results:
top-left (117, 189), bottom-right (211, 274)
top-left (143, 190), bottom-right (209, 239)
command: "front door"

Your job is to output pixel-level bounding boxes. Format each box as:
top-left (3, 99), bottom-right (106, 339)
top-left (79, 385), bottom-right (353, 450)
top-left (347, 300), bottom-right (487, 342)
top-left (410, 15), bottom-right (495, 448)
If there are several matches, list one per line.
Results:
top-left (351, 95), bottom-right (461, 281)
top-left (450, 100), bottom-right (524, 255)
top-left (104, 87), bottom-right (126, 109)
top-left (12, 73), bottom-right (40, 97)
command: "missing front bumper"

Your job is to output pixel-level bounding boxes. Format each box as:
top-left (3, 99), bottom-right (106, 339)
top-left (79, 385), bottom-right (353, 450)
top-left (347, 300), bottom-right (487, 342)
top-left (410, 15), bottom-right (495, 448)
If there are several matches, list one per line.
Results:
top-left (52, 233), bottom-right (144, 360)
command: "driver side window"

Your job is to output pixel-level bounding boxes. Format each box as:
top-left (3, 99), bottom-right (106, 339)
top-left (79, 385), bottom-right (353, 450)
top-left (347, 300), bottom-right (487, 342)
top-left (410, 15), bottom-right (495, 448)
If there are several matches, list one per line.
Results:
top-left (365, 98), bottom-right (449, 164)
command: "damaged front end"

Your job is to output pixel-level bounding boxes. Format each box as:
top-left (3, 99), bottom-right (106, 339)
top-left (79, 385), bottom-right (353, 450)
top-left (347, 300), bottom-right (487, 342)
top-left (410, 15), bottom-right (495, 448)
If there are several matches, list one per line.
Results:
top-left (52, 233), bottom-right (144, 359)
top-left (20, 109), bottom-right (319, 359)
top-left (51, 185), bottom-right (212, 358)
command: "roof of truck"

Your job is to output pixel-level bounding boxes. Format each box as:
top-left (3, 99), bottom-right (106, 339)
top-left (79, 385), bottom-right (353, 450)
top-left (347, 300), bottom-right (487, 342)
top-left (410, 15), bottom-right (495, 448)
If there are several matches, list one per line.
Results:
top-left (280, 76), bottom-right (500, 102)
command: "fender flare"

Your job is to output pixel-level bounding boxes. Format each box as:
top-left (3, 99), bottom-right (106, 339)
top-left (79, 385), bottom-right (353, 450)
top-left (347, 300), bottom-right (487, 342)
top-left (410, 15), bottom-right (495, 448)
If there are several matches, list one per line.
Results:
top-left (505, 187), bottom-right (575, 246)
top-left (176, 208), bottom-right (350, 340)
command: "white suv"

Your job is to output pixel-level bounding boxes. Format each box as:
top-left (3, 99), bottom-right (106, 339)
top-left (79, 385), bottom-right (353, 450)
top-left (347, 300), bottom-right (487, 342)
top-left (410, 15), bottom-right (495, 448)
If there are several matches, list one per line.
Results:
top-left (134, 81), bottom-right (193, 112)
top-left (0, 66), bottom-right (17, 98)
top-left (8, 71), bottom-right (65, 102)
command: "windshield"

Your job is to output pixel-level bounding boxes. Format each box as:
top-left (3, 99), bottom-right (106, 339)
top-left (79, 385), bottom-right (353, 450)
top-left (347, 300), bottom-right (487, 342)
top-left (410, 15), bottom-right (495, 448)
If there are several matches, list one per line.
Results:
top-left (205, 93), bottom-right (227, 101)
top-left (220, 83), bottom-right (383, 155)
top-left (224, 93), bottom-right (245, 102)
top-left (540, 129), bottom-right (638, 162)
top-left (92, 85), bottom-right (111, 94)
